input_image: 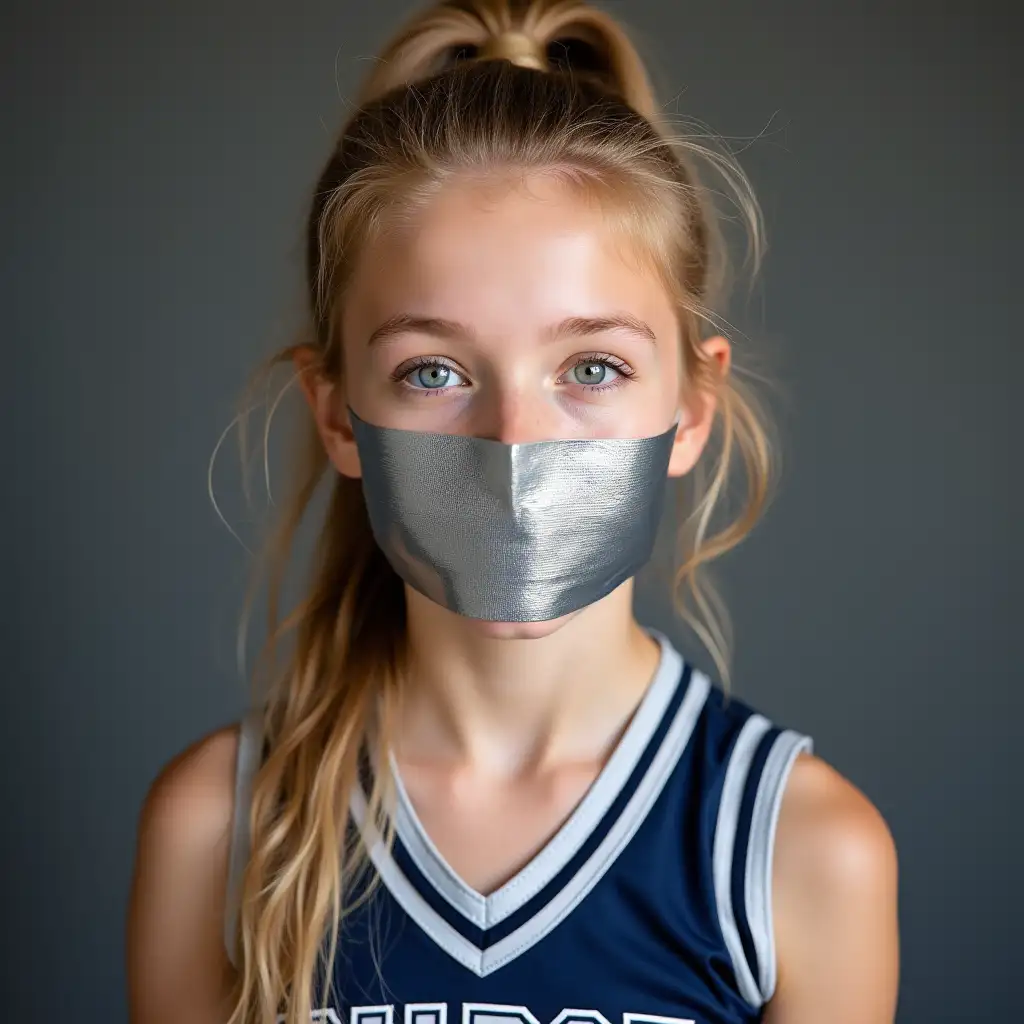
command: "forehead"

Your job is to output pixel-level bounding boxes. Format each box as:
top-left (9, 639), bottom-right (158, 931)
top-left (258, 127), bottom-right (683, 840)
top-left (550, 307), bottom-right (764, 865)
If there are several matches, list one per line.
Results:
top-left (342, 172), bottom-right (676, 336)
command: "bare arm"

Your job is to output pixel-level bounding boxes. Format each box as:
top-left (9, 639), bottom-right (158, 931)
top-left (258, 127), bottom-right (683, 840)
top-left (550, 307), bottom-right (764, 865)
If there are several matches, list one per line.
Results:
top-left (126, 725), bottom-right (241, 1024)
top-left (763, 755), bottom-right (900, 1024)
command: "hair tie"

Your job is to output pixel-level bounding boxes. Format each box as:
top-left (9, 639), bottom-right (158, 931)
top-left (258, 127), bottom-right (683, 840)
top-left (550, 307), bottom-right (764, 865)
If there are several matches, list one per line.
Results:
top-left (476, 31), bottom-right (547, 71)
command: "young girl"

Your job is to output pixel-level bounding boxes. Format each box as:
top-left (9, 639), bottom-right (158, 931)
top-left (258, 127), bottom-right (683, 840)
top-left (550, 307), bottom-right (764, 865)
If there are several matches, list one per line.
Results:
top-left (127, 2), bottom-right (899, 1023)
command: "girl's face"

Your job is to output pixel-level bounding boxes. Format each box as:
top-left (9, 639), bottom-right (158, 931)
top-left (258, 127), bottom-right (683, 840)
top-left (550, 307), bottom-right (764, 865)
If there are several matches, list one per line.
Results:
top-left (303, 171), bottom-right (727, 638)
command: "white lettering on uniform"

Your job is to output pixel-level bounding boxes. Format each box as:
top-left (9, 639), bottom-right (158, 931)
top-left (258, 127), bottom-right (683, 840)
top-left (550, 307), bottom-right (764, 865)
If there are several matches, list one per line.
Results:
top-left (406, 1003), bottom-right (449, 1024)
top-left (277, 1010), bottom-right (343, 1023)
top-left (625, 1013), bottom-right (695, 1024)
top-left (327, 1006), bottom-right (696, 1024)
top-left (351, 1006), bottom-right (395, 1024)
top-left (463, 1003), bottom-right (540, 1024)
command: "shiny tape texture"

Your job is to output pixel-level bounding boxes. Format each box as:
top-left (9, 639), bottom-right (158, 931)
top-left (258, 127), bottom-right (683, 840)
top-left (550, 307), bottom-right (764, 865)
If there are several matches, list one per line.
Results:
top-left (350, 410), bottom-right (676, 622)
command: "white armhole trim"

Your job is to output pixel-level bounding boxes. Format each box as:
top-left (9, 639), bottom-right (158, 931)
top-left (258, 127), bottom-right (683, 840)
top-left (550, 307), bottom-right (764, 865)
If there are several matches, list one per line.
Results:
top-left (713, 722), bottom-right (813, 1009)
top-left (713, 714), bottom-right (772, 1008)
top-left (745, 730), bottom-right (813, 1002)
top-left (224, 710), bottom-right (263, 967)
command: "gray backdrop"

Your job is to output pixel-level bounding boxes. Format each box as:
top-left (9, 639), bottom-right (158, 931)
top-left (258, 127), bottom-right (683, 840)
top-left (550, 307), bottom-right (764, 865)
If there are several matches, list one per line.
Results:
top-left (3, 1), bottom-right (1018, 1020)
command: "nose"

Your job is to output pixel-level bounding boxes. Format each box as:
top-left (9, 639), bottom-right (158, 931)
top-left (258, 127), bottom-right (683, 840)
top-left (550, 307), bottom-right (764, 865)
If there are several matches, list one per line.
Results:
top-left (473, 389), bottom-right (560, 445)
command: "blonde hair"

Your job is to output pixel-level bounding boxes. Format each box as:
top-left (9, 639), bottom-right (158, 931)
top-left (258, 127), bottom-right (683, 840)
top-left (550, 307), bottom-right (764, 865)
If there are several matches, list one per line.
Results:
top-left (227, 2), bottom-right (769, 1022)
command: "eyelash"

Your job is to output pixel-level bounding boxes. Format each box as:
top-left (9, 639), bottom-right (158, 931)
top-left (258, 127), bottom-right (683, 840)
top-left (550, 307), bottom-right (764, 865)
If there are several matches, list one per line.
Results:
top-left (390, 356), bottom-right (468, 397)
top-left (570, 352), bottom-right (637, 392)
top-left (390, 353), bottom-right (637, 395)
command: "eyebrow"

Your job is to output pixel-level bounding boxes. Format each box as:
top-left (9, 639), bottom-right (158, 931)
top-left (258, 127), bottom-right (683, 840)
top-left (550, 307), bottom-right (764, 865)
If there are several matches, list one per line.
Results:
top-left (365, 312), bottom-right (658, 348)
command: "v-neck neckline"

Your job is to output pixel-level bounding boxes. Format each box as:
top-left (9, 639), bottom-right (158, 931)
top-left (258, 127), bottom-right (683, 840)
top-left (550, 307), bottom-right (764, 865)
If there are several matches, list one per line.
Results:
top-left (349, 629), bottom-right (713, 977)
top-left (384, 630), bottom-right (683, 930)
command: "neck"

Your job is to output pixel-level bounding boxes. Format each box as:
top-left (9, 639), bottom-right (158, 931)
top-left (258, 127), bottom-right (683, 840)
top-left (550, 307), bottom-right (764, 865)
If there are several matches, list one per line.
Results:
top-left (394, 582), bottom-right (662, 777)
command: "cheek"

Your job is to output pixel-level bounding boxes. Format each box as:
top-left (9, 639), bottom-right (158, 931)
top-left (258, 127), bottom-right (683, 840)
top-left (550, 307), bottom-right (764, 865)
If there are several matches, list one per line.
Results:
top-left (667, 338), bottom-right (687, 400)
top-left (630, 345), bottom-right (686, 429)
top-left (341, 346), bottom-right (397, 419)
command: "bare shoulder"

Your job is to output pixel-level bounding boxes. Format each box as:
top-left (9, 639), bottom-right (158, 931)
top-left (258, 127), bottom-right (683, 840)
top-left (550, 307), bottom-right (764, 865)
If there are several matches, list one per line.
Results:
top-left (774, 753), bottom-right (897, 895)
top-left (136, 724), bottom-right (240, 851)
top-left (127, 724), bottom-right (242, 1024)
top-left (765, 753), bottom-right (899, 1023)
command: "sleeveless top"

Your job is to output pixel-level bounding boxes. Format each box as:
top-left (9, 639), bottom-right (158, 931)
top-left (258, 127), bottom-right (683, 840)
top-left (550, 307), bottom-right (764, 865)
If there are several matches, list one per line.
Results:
top-left (224, 631), bottom-right (812, 1024)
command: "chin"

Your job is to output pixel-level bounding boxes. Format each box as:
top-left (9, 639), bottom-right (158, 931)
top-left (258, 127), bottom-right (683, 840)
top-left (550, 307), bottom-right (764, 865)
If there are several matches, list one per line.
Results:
top-left (466, 608), bottom-right (582, 640)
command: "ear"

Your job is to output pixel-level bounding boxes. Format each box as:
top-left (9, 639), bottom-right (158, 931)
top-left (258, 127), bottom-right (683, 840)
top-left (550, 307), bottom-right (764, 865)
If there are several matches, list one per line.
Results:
top-left (667, 335), bottom-right (731, 478)
top-left (293, 346), bottom-right (362, 479)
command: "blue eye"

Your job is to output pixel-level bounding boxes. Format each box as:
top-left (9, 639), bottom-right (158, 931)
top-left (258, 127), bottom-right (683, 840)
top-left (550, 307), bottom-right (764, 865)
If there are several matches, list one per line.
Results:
top-left (405, 362), bottom-right (465, 390)
top-left (572, 361), bottom-right (620, 386)
top-left (415, 365), bottom-right (449, 388)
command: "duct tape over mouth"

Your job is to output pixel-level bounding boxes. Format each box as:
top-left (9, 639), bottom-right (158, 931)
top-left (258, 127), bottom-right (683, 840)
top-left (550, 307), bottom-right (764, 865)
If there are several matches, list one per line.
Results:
top-left (350, 409), bottom-right (676, 622)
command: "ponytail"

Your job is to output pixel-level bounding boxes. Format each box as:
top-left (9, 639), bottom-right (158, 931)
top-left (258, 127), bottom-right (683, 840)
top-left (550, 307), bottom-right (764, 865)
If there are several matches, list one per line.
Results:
top-left (226, 4), bottom-right (766, 1022)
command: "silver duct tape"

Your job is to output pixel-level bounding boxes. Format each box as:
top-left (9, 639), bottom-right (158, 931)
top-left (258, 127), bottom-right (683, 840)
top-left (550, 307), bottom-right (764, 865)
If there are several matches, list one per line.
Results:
top-left (350, 410), bottom-right (676, 622)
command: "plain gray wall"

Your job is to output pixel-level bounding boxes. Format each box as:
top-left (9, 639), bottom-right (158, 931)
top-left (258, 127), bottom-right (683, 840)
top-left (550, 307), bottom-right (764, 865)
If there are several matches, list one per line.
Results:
top-left (3, 1), bottom-right (1018, 1020)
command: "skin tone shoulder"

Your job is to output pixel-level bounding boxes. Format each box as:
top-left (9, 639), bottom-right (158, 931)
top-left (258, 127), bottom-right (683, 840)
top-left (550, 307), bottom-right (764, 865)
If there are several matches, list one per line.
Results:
top-left (126, 171), bottom-right (898, 1023)
top-left (127, 725), bottom-right (238, 1024)
top-left (765, 756), bottom-right (899, 1023)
